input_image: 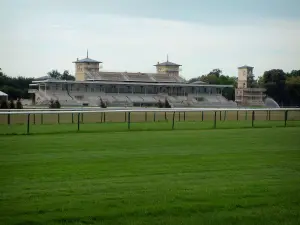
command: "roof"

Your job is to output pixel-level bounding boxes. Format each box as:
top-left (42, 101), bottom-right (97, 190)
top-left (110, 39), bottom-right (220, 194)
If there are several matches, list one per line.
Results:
top-left (238, 65), bottom-right (254, 69)
top-left (73, 57), bottom-right (102, 63)
top-left (34, 75), bottom-right (51, 81)
top-left (32, 79), bottom-right (233, 88)
top-left (0, 91), bottom-right (8, 96)
top-left (154, 61), bottom-right (182, 67)
top-left (192, 81), bottom-right (207, 84)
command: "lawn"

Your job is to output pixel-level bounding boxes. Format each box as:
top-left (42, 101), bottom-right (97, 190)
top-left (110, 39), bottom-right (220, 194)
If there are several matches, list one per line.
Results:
top-left (1, 127), bottom-right (300, 225)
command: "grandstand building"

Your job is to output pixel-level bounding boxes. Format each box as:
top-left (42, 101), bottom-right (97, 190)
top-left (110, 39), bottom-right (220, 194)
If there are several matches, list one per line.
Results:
top-left (235, 66), bottom-right (266, 106)
top-left (28, 54), bottom-right (236, 108)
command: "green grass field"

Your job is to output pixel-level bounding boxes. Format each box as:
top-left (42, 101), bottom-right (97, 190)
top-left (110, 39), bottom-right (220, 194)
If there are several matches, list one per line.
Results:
top-left (1, 127), bottom-right (300, 225)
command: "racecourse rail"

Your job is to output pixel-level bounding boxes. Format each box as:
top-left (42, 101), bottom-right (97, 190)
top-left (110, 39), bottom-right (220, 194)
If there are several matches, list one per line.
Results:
top-left (0, 107), bottom-right (299, 134)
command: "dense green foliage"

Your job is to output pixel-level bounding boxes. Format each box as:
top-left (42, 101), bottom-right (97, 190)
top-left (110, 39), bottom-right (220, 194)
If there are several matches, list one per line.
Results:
top-left (258, 69), bottom-right (300, 106)
top-left (47, 69), bottom-right (75, 81)
top-left (0, 68), bottom-right (34, 99)
top-left (0, 128), bottom-right (300, 225)
top-left (0, 68), bottom-right (75, 100)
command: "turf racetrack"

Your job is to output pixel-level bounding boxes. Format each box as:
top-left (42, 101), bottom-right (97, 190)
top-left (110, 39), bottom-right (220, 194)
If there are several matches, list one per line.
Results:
top-left (1, 127), bottom-right (300, 225)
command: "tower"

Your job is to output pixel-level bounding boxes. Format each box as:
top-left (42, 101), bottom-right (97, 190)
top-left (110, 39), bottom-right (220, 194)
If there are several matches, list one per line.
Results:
top-left (73, 50), bottom-right (102, 81)
top-left (154, 55), bottom-right (182, 76)
top-left (237, 65), bottom-right (254, 88)
top-left (235, 65), bottom-right (266, 106)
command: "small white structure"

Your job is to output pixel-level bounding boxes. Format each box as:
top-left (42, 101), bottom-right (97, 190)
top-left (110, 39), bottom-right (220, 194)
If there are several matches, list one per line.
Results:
top-left (0, 91), bottom-right (8, 101)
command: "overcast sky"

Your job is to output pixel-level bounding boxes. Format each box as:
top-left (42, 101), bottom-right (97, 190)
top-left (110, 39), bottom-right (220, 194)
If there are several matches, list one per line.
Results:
top-left (0, 0), bottom-right (299, 79)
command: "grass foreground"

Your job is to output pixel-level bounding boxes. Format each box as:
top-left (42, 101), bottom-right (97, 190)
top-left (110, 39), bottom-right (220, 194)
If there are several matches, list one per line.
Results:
top-left (1, 127), bottom-right (300, 225)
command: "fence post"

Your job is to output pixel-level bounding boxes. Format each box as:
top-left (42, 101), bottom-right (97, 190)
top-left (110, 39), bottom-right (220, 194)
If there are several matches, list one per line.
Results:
top-left (145, 112), bottom-right (147, 122)
top-left (7, 113), bottom-right (10, 125)
top-left (284, 110), bottom-right (288, 127)
top-left (33, 114), bottom-right (36, 125)
top-left (252, 111), bottom-right (255, 127)
top-left (57, 113), bottom-right (60, 124)
top-left (266, 111), bottom-right (268, 120)
top-left (41, 113), bottom-right (43, 125)
top-left (179, 112), bottom-right (181, 122)
top-left (184, 112), bottom-right (186, 121)
top-left (100, 112), bottom-right (103, 123)
top-left (172, 112), bottom-right (175, 130)
top-left (201, 111), bottom-right (204, 121)
top-left (268, 110), bottom-right (271, 121)
top-left (71, 113), bottom-right (74, 124)
top-left (27, 114), bottom-right (30, 134)
top-left (219, 111), bottom-right (222, 121)
top-left (245, 111), bottom-right (248, 120)
top-left (77, 113), bottom-right (80, 131)
top-left (128, 112), bottom-right (131, 130)
top-left (154, 112), bottom-right (156, 122)
top-left (236, 111), bottom-right (239, 121)
top-left (214, 111), bottom-right (217, 129)
top-left (104, 113), bottom-right (106, 122)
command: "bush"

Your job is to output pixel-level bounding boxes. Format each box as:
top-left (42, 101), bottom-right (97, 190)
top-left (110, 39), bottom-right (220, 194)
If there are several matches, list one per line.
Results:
top-left (157, 100), bottom-right (164, 108)
top-left (49, 99), bottom-right (55, 108)
top-left (164, 98), bottom-right (172, 108)
top-left (0, 100), bottom-right (9, 109)
top-left (16, 99), bottom-right (23, 109)
top-left (99, 98), bottom-right (107, 108)
top-left (55, 100), bottom-right (61, 109)
top-left (9, 99), bottom-right (15, 109)
top-left (49, 99), bottom-right (61, 108)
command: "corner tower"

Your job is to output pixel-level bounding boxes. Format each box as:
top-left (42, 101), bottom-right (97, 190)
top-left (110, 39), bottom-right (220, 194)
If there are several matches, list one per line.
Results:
top-left (73, 50), bottom-right (102, 81)
top-left (154, 55), bottom-right (182, 76)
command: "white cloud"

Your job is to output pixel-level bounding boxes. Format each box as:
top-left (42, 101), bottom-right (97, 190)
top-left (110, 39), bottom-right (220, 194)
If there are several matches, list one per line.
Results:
top-left (0, 13), bottom-right (300, 78)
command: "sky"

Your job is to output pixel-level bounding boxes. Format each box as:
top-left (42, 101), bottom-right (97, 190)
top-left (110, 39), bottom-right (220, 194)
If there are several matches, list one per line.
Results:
top-left (0, 0), bottom-right (300, 79)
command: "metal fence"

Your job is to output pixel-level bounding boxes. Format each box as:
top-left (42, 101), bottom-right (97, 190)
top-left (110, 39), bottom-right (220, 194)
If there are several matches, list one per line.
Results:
top-left (0, 108), bottom-right (299, 135)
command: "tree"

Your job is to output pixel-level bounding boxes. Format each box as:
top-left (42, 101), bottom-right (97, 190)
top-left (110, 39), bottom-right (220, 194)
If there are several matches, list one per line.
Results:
top-left (47, 70), bottom-right (61, 79)
top-left (208, 68), bottom-right (222, 78)
top-left (61, 70), bottom-right (75, 81)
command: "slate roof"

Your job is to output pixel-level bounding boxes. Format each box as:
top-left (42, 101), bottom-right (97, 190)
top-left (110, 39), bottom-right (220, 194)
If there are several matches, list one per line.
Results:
top-left (73, 57), bottom-right (102, 63)
top-left (154, 61), bottom-right (181, 66)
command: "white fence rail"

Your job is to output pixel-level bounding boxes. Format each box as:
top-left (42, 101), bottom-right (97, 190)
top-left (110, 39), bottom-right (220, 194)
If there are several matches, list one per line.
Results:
top-left (0, 107), bottom-right (299, 115)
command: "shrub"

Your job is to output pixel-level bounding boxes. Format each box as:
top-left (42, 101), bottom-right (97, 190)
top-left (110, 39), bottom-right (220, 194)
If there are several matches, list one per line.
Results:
top-left (9, 99), bottom-right (15, 109)
top-left (164, 98), bottom-right (172, 108)
top-left (157, 100), bottom-right (164, 108)
top-left (55, 100), bottom-right (61, 109)
top-left (0, 100), bottom-right (9, 109)
top-left (99, 98), bottom-right (107, 108)
top-left (16, 99), bottom-right (23, 109)
top-left (49, 99), bottom-right (55, 108)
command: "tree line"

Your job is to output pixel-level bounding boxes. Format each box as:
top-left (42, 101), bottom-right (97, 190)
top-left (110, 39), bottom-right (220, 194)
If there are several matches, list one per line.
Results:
top-left (1, 67), bottom-right (299, 106)
top-left (0, 69), bottom-right (75, 100)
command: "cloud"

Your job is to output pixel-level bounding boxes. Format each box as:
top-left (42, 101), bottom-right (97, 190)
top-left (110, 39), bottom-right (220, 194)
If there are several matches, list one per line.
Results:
top-left (0, 12), bottom-right (299, 79)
